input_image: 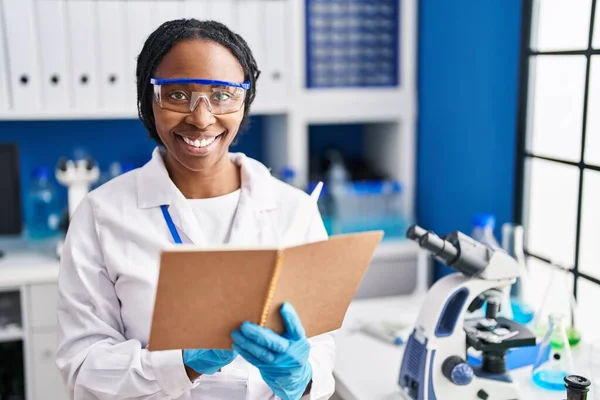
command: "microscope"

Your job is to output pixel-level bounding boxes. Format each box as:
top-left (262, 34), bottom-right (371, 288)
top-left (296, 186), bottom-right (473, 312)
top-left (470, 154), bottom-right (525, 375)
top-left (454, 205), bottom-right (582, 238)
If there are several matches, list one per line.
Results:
top-left (398, 225), bottom-right (536, 400)
top-left (54, 156), bottom-right (99, 258)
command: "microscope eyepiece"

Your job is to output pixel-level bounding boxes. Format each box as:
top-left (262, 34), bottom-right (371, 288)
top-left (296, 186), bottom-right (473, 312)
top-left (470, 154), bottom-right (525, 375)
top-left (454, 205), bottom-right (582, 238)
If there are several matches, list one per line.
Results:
top-left (405, 225), bottom-right (492, 277)
top-left (405, 224), bottom-right (459, 264)
top-left (406, 225), bottom-right (428, 241)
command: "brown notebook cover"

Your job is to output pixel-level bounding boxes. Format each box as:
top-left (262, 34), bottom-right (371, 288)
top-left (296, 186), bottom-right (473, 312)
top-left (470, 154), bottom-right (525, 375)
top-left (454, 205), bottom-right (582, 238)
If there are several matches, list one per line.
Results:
top-left (148, 231), bottom-right (384, 350)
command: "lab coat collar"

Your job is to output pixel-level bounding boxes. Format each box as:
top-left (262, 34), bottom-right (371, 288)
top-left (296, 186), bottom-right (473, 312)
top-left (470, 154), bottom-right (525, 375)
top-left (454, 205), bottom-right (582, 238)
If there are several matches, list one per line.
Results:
top-left (136, 147), bottom-right (278, 211)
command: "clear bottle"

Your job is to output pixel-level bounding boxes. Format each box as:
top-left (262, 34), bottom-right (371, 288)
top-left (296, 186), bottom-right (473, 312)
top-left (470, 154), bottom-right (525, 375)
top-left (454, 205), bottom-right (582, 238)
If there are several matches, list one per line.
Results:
top-left (502, 223), bottom-right (535, 324)
top-left (532, 314), bottom-right (575, 391)
top-left (471, 214), bottom-right (513, 320)
top-left (325, 150), bottom-right (350, 234)
top-left (25, 166), bottom-right (61, 240)
top-left (471, 213), bottom-right (501, 249)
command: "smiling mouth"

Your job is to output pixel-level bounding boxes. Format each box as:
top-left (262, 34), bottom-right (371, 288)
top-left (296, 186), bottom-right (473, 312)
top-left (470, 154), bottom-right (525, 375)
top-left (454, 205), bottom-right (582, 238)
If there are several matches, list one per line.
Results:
top-left (177, 132), bottom-right (225, 149)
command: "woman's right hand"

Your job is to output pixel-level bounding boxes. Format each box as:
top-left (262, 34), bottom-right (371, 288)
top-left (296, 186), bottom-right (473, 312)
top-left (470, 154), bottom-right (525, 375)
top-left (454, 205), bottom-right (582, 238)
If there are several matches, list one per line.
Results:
top-left (182, 349), bottom-right (238, 378)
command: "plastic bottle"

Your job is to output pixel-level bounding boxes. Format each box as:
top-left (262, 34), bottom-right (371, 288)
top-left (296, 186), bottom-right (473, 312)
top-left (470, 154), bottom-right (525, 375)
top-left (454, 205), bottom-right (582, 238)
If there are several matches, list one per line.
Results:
top-left (502, 223), bottom-right (535, 324)
top-left (25, 167), bottom-right (61, 240)
top-left (471, 214), bottom-right (513, 320)
top-left (532, 314), bottom-right (575, 391)
top-left (325, 151), bottom-right (350, 235)
top-left (471, 213), bottom-right (501, 249)
top-left (326, 151), bottom-right (350, 196)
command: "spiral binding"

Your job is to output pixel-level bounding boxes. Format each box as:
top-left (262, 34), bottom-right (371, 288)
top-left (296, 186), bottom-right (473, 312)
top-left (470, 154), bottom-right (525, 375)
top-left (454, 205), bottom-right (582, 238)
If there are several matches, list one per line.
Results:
top-left (259, 250), bottom-right (285, 327)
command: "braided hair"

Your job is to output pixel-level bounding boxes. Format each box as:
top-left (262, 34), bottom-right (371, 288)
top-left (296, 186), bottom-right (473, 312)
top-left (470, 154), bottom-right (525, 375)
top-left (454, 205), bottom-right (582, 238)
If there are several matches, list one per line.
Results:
top-left (136, 19), bottom-right (261, 144)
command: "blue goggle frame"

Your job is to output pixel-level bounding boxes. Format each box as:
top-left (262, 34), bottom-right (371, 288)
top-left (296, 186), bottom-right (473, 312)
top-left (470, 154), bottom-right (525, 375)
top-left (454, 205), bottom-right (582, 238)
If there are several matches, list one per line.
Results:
top-left (150, 77), bottom-right (251, 90)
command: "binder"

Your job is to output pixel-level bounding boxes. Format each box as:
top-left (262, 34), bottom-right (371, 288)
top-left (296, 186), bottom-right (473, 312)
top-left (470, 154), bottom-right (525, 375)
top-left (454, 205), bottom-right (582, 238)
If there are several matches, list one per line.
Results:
top-left (237, 0), bottom-right (263, 61)
top-left (236, 0), bottom-right (264, 96)
top-left (66, 0), bottom-right (99, 110)
top-left (263, 0), bottom-right (287, 105)
top-left (0, 2), bottom-right (10, 111)
top-left (209, 0), bottom-right (237, 32)
top-left (96, 0), bottom-right (127, 110)
top-left (148, 231), bottom-right (383, 350)
top-left (125, 0), bottom-right (155, 109)
top-left (1, 0), bottom-right (41, 111)
top-left (182, 0), bottom-right (212, 22)
top-left (153, 0), bottom-right (186, 29)
top-left (35, 0), bottom-right (71, 110)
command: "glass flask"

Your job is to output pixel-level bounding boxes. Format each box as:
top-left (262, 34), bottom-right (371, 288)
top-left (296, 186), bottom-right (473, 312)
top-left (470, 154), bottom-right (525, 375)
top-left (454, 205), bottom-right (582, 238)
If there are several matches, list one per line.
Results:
top-left (532, 314), bottom-right (575, 391)
top-left (501, 223), bottom-right (535, 324)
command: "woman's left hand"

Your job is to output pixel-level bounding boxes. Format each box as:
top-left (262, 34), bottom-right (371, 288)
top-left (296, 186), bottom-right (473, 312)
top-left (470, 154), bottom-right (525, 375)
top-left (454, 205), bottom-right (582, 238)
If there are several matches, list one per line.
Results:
top-left (231, 302), bottom-right (312, 400)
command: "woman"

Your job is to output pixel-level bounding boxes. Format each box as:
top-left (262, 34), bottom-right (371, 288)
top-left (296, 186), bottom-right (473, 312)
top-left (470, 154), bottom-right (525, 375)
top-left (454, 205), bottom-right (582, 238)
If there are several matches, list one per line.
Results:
top-left (55, 19), bottom-right (336, 400)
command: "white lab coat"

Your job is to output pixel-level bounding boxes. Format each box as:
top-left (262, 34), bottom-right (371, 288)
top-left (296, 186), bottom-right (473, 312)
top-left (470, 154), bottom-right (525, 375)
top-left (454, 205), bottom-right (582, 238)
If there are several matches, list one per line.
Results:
top-left (56, 147), bottom-right (336, 400)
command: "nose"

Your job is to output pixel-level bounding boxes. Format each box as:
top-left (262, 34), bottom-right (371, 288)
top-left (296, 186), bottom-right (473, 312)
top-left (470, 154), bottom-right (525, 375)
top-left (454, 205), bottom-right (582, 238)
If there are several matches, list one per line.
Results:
top-left (185, 97), bottom-right (216, 129)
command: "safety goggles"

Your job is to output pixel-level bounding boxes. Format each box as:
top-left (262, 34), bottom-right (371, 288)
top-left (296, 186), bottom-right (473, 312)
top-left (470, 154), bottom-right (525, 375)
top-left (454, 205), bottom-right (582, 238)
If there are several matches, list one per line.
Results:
top-left (150, 78), bottom-right (251, 115)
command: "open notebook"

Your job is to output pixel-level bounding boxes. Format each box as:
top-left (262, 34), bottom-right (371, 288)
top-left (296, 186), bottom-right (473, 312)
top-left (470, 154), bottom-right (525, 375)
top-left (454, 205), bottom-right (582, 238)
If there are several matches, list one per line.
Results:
top-left (148, 230), bottom-right (384, 350)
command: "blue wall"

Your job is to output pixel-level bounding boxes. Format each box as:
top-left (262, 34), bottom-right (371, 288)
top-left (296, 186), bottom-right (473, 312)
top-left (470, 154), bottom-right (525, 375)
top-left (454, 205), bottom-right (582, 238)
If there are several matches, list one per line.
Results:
top-left (417, 0), bottom-right (523, 277)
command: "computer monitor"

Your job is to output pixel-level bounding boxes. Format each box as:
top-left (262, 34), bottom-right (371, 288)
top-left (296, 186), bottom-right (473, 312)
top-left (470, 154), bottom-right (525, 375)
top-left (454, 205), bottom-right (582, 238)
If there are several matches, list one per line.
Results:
top-left (0, 144), bottom-right (22, 235)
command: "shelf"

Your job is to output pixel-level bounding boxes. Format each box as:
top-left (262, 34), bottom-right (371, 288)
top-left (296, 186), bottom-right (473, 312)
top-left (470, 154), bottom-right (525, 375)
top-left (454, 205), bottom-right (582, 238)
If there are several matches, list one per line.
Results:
top-left (0, 104), bottom-right (287, 121)
top-left (300, 88), bottom-right (414, 124)
top-left (0, 109), bottom-right (138, 121)
top-left (0, 325), bottom-right (23, 343)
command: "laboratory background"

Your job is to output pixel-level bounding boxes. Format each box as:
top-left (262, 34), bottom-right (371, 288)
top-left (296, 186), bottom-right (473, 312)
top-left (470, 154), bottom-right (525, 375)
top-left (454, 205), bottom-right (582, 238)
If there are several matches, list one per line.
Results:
top-left (0, 0), bottom-right (599, 399)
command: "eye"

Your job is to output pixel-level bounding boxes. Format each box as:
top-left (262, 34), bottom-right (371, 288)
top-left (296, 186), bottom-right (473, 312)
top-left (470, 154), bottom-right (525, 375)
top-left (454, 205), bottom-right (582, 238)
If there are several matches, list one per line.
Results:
top-left (212, 91), bottom-right (233, 102)
top-left (168, 91), bottom-right (189, 101)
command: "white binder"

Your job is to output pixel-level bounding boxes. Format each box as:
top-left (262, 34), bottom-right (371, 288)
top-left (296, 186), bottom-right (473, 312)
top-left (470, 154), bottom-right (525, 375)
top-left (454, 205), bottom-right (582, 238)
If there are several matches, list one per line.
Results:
top-left (2, 0), bottom-right (41, 111)
top-left (237, 0), bottom-right (264, 98)
top-left (209, 0), bottom-right (237, 31)
top-left (263, 0), bottom-right (287, 106)
top-left (36, 0), bottom-right (71, 110)
top-left (125, 0), bottom-right (155, 109)
top-left (154, 0), bottom-right (186, 28)
top-left (97, 0), bottom-right (127, 110)
top-left (66, 0), bottom-right (99, 110)
top-left (183, 0), bottom-right (212, 22)
top-left (0, 2), bottom-right (10, 111)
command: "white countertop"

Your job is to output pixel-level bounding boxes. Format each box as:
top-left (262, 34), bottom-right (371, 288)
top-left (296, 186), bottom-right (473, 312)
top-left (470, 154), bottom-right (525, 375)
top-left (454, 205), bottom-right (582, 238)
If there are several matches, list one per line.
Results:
top-left (0, 236), bottom-right (419, 289)
top-left (0, 236), bottom-right (60, 288)
top-left (333, 295), bottom-right (580, 400)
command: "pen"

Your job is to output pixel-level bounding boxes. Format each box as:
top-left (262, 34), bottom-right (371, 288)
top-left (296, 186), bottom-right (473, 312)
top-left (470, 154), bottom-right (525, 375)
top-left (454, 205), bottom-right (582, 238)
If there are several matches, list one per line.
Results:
top-left (361, 322), bottom-right (404, 346)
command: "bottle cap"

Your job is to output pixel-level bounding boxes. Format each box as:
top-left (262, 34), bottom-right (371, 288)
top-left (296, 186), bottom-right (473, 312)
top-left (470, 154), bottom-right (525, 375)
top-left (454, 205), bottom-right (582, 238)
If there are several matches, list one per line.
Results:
top-left (564, 375), bottom-right (591, 392)
top-left (32, 166), bottom-right (51, 180)
top-left (472, 213), bottom-right (495, 229)
top-left (280, 166), bottom-right (296, 180)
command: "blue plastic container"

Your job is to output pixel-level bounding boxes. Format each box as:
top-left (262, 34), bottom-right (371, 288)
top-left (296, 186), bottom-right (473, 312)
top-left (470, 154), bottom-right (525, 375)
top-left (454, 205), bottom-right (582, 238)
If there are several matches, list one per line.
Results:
top-left (310, 180), bottom-right (408, 239)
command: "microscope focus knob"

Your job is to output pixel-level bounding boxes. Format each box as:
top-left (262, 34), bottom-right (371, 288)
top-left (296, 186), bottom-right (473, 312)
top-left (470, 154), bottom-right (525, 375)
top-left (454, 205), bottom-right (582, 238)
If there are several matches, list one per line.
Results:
top-left (442, 356), bottom-right (473, 386)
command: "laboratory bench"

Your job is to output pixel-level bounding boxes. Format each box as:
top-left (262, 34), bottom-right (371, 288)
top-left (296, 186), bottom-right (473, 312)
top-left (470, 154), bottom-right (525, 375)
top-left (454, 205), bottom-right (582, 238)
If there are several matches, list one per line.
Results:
top-left (0, 234), bottom-right (428, 400)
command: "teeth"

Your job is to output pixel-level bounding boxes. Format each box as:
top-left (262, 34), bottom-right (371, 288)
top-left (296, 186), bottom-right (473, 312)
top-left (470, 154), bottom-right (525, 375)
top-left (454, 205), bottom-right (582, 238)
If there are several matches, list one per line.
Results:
top-left (183, 136), bottom-right (217, 148)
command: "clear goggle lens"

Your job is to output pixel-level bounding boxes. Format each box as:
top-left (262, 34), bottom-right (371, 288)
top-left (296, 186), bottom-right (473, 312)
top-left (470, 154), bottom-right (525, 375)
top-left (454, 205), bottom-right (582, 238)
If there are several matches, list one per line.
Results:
top-left (151, 78), bottom-right (249, 115)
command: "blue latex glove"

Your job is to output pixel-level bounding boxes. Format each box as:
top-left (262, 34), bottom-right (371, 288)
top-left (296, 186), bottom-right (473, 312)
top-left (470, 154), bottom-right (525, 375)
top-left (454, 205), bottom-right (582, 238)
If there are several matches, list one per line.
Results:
top-left (182, 349), bottom-right (238, 375)
top-left (231, 302), bottom-right (312, 400)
